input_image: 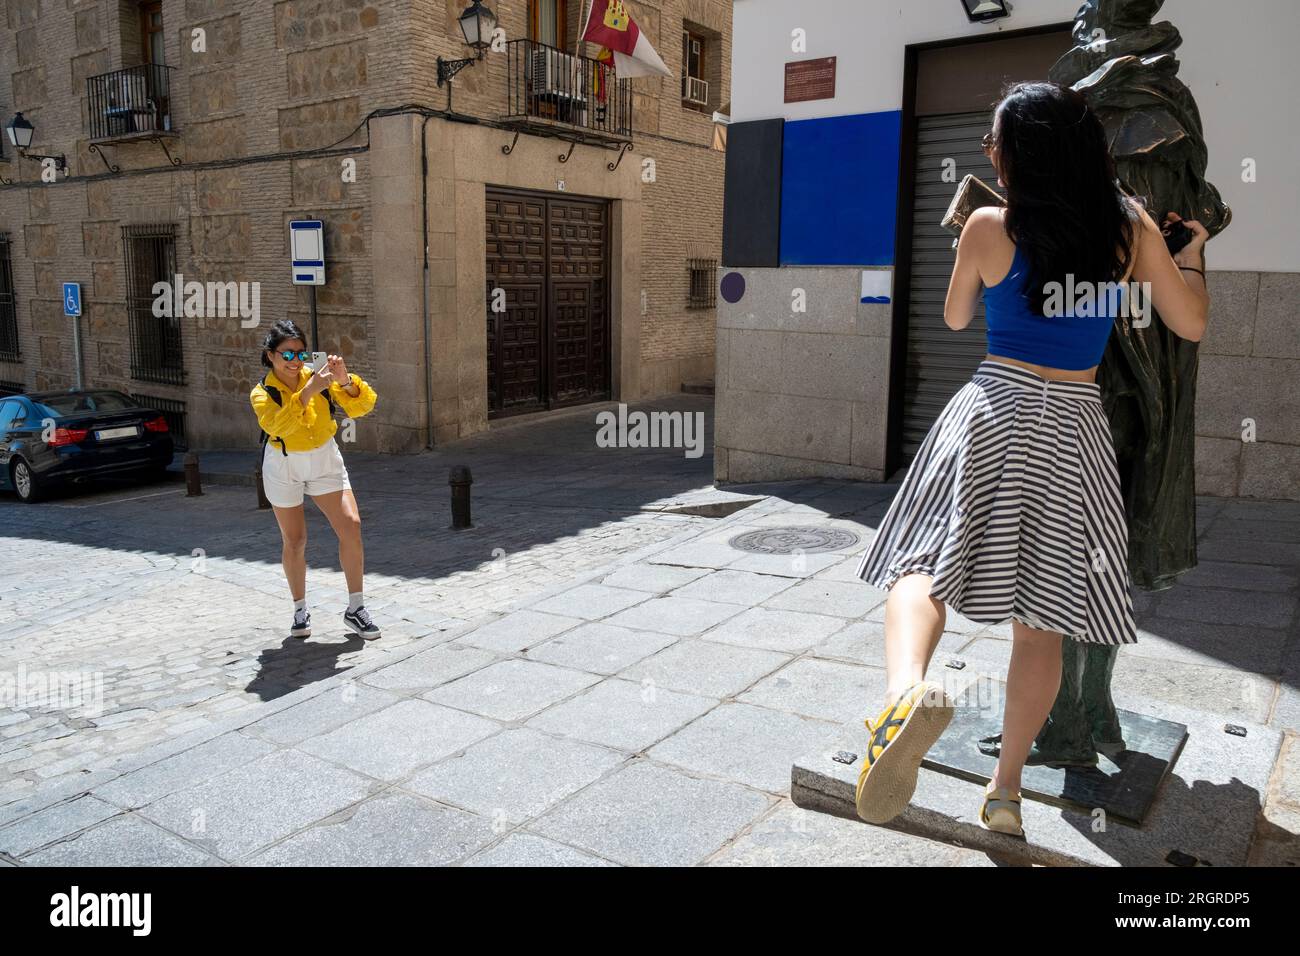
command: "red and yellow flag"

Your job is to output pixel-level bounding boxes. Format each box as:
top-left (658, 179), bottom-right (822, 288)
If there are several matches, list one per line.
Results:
top-left (581, 0), bottom-right (671, 79)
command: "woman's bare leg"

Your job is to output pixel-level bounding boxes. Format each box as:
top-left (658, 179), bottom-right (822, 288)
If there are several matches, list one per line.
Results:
top-left (991, 619), bottom-right (1064, 792)
top-left (883, 573), bottom-right (947, 705)
top-left (272, 505), bottom-right (308, 601)
top-left (311, 489), bottom-right (364, 594)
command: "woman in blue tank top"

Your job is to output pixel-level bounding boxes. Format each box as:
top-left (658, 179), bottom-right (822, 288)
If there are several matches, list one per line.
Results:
top-left (853, 81), bottom-right (1210, 837)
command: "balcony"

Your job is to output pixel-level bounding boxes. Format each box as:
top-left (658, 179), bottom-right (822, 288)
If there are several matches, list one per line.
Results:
top-left (503, 40), bottom-right (632, 139)
top-left (87, 64), bottom-right (176, 142)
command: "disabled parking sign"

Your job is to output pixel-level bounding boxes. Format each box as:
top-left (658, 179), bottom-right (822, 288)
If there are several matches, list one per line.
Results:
top-left (63, 282), bottom-right (82, 317)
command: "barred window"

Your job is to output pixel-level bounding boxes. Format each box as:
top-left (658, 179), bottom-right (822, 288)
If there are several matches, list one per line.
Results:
top-left (687, 258), bottom-right (717, 309)
top-left (0, 233), bottom-right (20, 362)
top-left (130, 392), bottom-right (186, 450)
top-left (0, 380), bottom-right (24, 396)
top-left (123, 223), bottom-right (183, 385)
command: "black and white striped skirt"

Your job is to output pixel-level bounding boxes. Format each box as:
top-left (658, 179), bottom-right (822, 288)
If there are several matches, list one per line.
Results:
top-left (856, 360), bottom-right (1137, 645)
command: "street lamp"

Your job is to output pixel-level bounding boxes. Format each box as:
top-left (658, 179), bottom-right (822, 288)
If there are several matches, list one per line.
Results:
top-left (437, 1), bottom-right (497, 86)
top-left (960, 0), bottom-right (1011, 23)
top-left (4, 112), bottom-right (67, 173)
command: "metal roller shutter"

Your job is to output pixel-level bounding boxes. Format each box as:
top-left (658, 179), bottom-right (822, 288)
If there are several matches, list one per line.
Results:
top-left (900, 111), bottom-right (1005, 461)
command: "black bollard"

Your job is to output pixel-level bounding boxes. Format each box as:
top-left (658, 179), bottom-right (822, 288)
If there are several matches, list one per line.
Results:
top-left (254, 462), bottom-right (271, 509)
top-left (184, 451), bottom-right (203, 497)
top-left (449, 465), bottom-right (473, 530)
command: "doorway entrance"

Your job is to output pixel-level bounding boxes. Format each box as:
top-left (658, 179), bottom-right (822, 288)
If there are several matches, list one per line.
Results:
top-left (485, 186), bottom-right (611, 419)
top-left (887, 26), bottom-right (1074, 471)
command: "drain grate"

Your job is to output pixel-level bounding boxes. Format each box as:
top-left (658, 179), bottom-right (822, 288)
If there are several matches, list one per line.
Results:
top-left (728, 526), bottom-right (860, 555)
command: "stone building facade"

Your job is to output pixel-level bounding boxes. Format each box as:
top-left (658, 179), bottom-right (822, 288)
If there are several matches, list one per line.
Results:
top-left (0, 0), bottom-right (730, 452)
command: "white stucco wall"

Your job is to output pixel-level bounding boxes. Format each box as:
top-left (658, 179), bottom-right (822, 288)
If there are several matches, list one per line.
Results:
top-left (731, 0), bottom-right (1300, 273)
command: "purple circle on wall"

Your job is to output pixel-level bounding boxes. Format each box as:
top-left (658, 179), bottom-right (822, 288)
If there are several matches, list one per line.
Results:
top-left (720, 271), bottom-right (746, 304)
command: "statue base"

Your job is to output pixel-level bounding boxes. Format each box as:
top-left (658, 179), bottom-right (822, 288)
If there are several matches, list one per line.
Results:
top-left (790, 688), bottom-right (1279, 866)
top-left (928, 682), bottom-right (1188, 826)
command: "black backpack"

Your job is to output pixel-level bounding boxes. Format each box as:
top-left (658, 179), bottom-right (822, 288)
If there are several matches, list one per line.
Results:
top-left (257, 381), bottom-right (336, 456)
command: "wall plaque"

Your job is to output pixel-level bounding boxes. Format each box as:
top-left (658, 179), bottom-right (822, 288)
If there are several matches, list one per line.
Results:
top-left (784, 56), bottom-right (837, 103)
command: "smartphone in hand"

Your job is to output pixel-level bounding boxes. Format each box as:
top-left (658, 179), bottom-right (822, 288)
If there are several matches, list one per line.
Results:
top-left (310, 351), bottom-right (328, 372)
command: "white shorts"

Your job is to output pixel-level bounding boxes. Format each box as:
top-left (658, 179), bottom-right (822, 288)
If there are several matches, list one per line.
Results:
top-left (261, 439), bottom-right (351, 508)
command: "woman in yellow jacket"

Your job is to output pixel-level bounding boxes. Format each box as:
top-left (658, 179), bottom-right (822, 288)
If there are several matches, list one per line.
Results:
top-left (251, 320), bottom-right (380, 640)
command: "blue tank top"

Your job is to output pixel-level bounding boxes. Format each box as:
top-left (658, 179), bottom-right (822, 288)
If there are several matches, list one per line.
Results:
top-left (983, 244), bottom-right (1122, 370)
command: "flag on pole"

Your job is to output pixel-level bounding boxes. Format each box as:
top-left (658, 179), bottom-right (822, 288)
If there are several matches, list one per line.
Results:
top-left (581, 0), bottom-right (672, 79)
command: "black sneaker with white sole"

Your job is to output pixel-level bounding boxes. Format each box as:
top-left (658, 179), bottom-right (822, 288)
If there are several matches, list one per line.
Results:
top-left (343, 605), bottom-right (381, 640)
top-left (290, 608), bottom-right (311, 639)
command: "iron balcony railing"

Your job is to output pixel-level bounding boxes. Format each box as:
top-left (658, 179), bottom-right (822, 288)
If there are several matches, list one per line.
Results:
top-left (504, 39), bottom-right (632, 137)
top-left (87, 64), bottom-right (175, 141)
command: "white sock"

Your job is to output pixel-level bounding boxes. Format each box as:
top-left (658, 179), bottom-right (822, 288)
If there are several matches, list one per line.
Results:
top-left (348, 592), bottom-right (364, 613)
top-left (293, 598), bottom-right (307, 614)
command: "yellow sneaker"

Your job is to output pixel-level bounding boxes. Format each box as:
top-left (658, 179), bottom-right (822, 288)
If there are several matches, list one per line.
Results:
top-left (855, 680), bottom-right (954, 824)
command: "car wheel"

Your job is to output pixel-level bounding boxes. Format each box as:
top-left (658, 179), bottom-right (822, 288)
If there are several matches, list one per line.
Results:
top-left (11, 458), bottom-right (43, 503)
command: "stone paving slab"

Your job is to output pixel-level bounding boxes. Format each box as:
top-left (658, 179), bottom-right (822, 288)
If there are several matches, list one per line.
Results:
top-left (526, 678), bottom-right (717, 753)
top-left (525, 623), bottom-right (678, 675)
top-left (707, 801), bottom-right (997, 867)
top-left (621, 639), bottom-right (793, 699)
top-left (137, 749), bottom-right (375, 862)
top-left (421, 660), bottom-right (601, 723)
top-left (19, 814), bottom-right (223, 867)
top-left (0, 795), bottom-right (121, 859)
top-left (296, 699), bottom-right (500, 782)
top-left (527, 761), bottom-right (773, 867)
top-left (405, 727), bottom-right (627, 825)
top-left (244, 791), bottom-right (496, 867)
top-left (463, 832), bottom-right (618, 867)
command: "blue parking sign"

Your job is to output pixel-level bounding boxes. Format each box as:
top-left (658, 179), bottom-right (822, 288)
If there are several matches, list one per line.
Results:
top-left (63, 283), bottom-right (82, 317)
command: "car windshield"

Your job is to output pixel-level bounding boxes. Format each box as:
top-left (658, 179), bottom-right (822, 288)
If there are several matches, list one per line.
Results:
top-left (30, 391), bottom-right (136, 418)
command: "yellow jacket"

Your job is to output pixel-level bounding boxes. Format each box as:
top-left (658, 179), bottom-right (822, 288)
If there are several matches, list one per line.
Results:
top-left (251, 368), bottom-right (377, 453)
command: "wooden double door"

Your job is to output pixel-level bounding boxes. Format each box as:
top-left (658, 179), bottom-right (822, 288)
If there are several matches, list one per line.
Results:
top-left (485, 187), bottom-right (611, 418)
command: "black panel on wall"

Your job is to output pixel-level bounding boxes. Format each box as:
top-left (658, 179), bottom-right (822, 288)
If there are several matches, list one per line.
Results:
top-left (722, 118), bottom-right (784, 268)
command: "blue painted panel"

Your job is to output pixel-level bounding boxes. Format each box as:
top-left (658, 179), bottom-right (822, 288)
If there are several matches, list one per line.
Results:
top-left (779, 111), bottom-right (901, 267)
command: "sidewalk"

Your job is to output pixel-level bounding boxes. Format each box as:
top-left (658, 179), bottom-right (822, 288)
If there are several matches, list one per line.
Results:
top-left (3, 469), bottom-right (1295, 866)
top-left (0, 396), bottom-right (727, 799)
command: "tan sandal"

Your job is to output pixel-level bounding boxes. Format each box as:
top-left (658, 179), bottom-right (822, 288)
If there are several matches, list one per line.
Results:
top-left (855, 680), bottom-right (954, 824)
top-left (980, 782), bottom-right (1025, 838)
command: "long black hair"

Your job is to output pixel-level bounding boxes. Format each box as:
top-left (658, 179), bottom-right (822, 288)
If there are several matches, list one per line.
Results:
top-left (260, 319), bottom-right (308, 368)
top-left (993, 81), bottom-right (1134, 315)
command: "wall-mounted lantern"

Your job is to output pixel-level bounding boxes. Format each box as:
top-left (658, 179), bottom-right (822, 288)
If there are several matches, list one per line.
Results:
top-left (4, 112), bottom-right (68, 174)
top-left (438, 1), bottom-right (498, 86)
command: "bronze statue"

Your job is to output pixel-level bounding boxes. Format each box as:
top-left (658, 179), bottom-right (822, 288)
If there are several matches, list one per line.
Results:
top-left (1020, 0), bottom-right (1231, 765)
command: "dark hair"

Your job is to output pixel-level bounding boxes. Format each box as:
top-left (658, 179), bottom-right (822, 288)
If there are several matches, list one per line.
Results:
top-left (993, 81), bottom-right (1134, 315)
top-left (260, 319), bottom-right (308, 368)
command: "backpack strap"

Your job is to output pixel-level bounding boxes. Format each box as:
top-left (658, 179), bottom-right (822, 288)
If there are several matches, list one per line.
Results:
top-left (257, 382), bottom-right (289, 456)
top-left (257, 378), bottom-right (336, 456)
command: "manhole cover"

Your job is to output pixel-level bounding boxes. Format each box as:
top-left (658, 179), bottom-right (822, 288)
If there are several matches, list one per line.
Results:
top-left (728, 526), bottom-right (860, 555)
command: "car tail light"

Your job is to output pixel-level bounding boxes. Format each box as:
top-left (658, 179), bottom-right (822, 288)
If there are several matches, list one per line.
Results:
top-left (144, 416), bottom-right (169, 433)
top-left (47, 427), bottom-right (89, 447)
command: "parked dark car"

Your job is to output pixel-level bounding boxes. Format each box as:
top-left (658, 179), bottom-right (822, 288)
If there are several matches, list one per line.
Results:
top-left (0, 390), bottom-right (174, 503)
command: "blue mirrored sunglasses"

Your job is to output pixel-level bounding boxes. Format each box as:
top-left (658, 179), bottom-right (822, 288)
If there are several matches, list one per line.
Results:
top-left (278, 350), bottom-right (310, 362)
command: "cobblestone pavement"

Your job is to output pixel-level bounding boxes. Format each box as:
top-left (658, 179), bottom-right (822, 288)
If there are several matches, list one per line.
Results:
top-left (2, 451), bottom-right (1295, 866)
top-left (0, 397), bottom-right (717, 806)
